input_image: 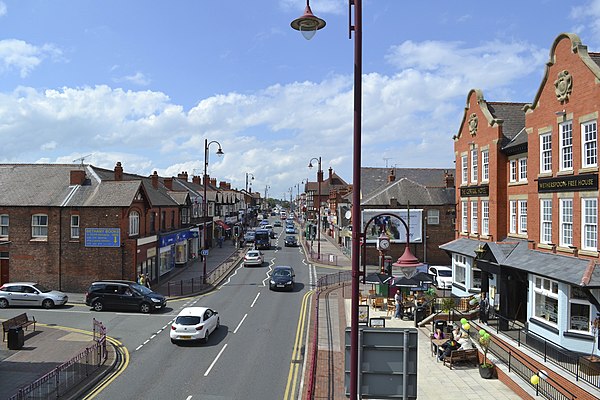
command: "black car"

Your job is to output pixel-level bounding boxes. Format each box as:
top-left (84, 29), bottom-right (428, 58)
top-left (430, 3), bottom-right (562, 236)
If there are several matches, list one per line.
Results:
top-left (284, 235), bottom-right (298, 247)
top-left (269, 266), bottom-right (295, 291)
top-left (85, 280), bottom-right (167, 313)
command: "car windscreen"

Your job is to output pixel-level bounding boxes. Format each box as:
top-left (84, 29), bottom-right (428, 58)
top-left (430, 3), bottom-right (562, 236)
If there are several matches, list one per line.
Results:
top-left (247, 252), bottom-right (260, 257)
top-left (273, 269), bottom-right (291, 277)
top-left (131, 283), bottom-right (154, 295)
top-left (32, 284), bottom-right (52, 293)
top-left (438, 270), bottom-right (452, 277)
top-left (176, 316), bottom-right (202, 325)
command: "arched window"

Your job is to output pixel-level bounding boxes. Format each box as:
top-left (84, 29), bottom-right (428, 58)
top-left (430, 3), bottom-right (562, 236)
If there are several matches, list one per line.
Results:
top-left (129, 211), bottom-right (140, 236)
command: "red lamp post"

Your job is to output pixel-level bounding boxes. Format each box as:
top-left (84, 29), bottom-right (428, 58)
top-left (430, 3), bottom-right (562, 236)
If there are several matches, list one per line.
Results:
top-left (308, 157), bottom-right (322, 260)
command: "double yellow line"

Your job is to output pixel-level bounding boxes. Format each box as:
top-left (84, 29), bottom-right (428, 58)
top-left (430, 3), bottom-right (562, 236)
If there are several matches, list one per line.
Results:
top-left (283, 290), bottom-right (313, 400)
top-left (82, 336), bottom-right (129, 399)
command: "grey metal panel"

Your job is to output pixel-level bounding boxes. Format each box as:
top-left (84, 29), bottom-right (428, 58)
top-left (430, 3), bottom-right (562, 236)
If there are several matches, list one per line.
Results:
top-left (345, 327), bottom-right (418, 399)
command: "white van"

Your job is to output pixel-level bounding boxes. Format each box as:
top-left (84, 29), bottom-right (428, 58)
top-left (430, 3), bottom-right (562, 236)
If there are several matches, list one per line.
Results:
top-left (428, 266), bottom-right (453, 289)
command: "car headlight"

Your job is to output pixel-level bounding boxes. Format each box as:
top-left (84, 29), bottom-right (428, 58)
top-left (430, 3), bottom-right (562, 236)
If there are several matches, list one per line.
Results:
top-left (286, 281), bottom-right (292, 285)
top-left (270, 280), bottom-right (276, 284)
top-left (151, 298), bottom-right (162, 303)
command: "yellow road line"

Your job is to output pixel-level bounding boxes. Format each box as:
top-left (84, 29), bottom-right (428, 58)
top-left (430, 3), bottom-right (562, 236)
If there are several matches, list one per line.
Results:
top-left (283, 290), bottom-right (313, 400)
top-left (81, 336), bottom-right (129, 399)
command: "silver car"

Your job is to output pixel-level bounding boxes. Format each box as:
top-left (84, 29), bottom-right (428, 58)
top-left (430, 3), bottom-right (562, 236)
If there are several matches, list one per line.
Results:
top-left (0, 282), bottom-right (69, 309)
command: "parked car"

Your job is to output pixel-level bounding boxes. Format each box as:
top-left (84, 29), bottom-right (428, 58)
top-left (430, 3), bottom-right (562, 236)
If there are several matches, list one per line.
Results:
top-left (85, 280), bottom-right (167, 313)
top-left (269, 266), bottom-right (295, 291)
top-left (284, 235), bottom-right (298, 247)
top-left (170, 306), bottom-right (220, 344)
top-left (244, 250), bottom-right (264, 266)
top-left (273, 220), bottom-right (282, 227)
top-left (0, 282), bottom-right (68, 309)
top-left (428, 266), bottom-right (453, 289)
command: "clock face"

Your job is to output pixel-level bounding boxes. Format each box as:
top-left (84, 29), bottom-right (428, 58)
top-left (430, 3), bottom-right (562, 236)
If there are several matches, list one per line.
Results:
top-left (379, 239), bottom-right (390, 250)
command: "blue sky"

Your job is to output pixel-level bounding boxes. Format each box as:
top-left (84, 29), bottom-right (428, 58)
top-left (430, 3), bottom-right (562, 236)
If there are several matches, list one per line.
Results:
top-left (1, 0), bottom-right (600, 199)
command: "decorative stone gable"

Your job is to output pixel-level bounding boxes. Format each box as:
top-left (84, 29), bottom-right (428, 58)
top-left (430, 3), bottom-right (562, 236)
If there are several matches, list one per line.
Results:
top-left (468, 113), bottom-right (478, 136)
top-left (554, 70), bottom-right (572, 103)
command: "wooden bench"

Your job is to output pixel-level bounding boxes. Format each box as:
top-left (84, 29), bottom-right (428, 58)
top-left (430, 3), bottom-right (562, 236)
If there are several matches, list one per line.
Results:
top-left (442, 348), bottom-right (478, 369)
top-left (2, 313), bottom-right (36, 341)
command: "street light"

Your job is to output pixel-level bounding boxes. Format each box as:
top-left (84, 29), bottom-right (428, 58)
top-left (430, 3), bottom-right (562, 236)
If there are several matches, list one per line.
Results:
top-left (245, 172), bottom-right (255, 226)
top-left (292, 2), bottom-right (362, 398)
top-left (308, 157), bottom-right (323, 260)
top-left (290, 0), bottom-right (326, 40)
top-left (203, 139), bottom-right (224, 284)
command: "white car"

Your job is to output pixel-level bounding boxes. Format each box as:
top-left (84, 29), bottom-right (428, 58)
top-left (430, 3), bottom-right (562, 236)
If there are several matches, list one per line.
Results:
top-left (428, 266), bottom-right (453, 289)
top-left (170, 307), bottom-right (220, 344)
top-left (0, 282), bottom-right (69, 309)
top-left (244, 250), bottom-right (264, 266)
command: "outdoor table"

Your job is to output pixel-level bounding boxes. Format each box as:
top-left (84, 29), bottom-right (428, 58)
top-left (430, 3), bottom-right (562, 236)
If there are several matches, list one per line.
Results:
top-left (431, 338), bottom-right (447, 360)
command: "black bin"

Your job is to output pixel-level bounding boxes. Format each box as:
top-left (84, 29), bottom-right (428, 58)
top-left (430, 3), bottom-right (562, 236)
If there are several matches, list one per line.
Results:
top-left (8, 327), bottom-right (24, 350)
top-left (434, 320), bottom-right (448, 333)
top-left (414, 306), bottom-right (426, 326)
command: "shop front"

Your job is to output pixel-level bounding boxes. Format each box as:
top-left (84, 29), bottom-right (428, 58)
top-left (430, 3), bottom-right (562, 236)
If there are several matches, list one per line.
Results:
top-left (159, 229), bottom-right (199, 270)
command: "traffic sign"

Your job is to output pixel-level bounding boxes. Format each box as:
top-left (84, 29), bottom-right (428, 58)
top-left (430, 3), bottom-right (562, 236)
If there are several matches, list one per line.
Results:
top-left (200, 249), bottom-right (209, 256)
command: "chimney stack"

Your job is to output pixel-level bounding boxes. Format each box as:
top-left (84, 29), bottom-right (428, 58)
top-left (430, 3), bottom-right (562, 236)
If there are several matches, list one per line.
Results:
top-left (219, 181), bottom-right (226, 189)
top-left (177, 171), bottom-right (189, 181)
top-left (151, 171), bottom-right (159, 189)
top-left (70, 170), bottom-right (86, 185)
top-left (211, 178), bottom-right (217, 187)
top-left (164, 177), bottom-right (173, 190)
top-left (328, 167), bottom-right (333, 182)
top-left (388, 169), bottom-right (396, 183)
top-left (114, 162), bottom-right (123, 181)
top-left (192, 175), bottom-right (201, 185)
top-left (444, 170), bottom-right (455, 188)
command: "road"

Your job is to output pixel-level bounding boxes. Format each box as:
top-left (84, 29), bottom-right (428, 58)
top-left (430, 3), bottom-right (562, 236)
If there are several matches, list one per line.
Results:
top-left (4, 221), bottom-right (322, 400)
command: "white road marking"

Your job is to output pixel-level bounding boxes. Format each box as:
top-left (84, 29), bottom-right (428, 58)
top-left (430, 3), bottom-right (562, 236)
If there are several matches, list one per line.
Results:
top-left (204, 343), bottom-right (228, 376)
top-left (250, 292), bottom-right (260, 308)
top-left (150, 334), bottom-right (156, 339)
top-left (135, 344), bottom-right (143, 351)
top-left (234, 313), bottom-right (248, 334)
top-left (186, 396), bottom-right (193, 400)
top-left (222, 264), bottom-right (243, 286)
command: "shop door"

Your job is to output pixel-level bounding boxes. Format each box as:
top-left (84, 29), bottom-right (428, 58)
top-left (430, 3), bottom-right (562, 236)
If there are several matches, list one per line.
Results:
top-left (0, 258), bottom-right (8, 284)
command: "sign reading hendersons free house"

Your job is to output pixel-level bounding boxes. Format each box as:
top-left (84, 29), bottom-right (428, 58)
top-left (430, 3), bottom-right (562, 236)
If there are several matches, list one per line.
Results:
top-left (85, 228), bottom-right (121, 247)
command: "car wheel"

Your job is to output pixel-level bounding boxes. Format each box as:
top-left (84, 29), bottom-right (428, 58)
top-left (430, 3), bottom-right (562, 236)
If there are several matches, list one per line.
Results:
top-left (216, 318), bottom-right (220, 330)
top-left (202, 331), bottom-right (209, 344)
top-left (92, 301), bottom-right (104, 312)
top-left (42, 299), bottom-right (55, 309)
top-left (140, 303), bottom-right (151, 314)
top-left (0, 298), bottom-right (8, 308)
top-left (171, 338), bottom-right (177, 344)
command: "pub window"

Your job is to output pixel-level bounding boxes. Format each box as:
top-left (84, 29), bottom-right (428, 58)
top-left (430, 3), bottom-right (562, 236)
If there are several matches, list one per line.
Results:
top-left (560, 199), bottom-right (573, 247)
top-left (518, 200), bottom-right (527, 234)
top-left (533, 276), bottom-right (559, 325)
top-left (560, 121), bottom-right (573, 171)
top-left (540, 199), bottom-right (552, 244)
top-left (70, 215), bottom-right (80, 239)
top-left (481, 201), bottom-right (489, 236)
top-left (481, 150), bottom-right (489, 182)
top-left (519, 157), bottom-right (527, 181)
top-left (453, 254), bottom-right (467, 287)
top-left (540, 133), bottom-right (552, 173)
top-left (461, 154), bottom-right (468, 185)
top-left (470, 201), bottom-right (478, 234)
top-left (461, 200), bottom-right (468, 233)
top-left (582, 198), bottom-right (598, 251)
top-left (582, 120), bottom-right (597, 168)
top-left (471, 148), bottom-right (478, 183)
top-left (569, 286), bottom-right (592, 333)
top-left (509, 159), bottom-right (517, 182)
top-left (0, 214), bottom-right (8, 238)
top-left (509, 200), bottom-right (517, 234)
top-left (32, 214), bottom-right (48, 238)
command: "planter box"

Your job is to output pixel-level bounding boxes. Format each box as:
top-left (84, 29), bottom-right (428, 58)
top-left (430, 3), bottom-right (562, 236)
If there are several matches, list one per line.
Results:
top-left (580, 355), bottom-right (600, 376)
top-left (478, 364), bottom-right (495, 379)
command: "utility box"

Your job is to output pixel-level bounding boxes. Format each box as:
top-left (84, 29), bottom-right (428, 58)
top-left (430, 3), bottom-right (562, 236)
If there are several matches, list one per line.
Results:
top-left (7, 327), bottom-right (24, 350)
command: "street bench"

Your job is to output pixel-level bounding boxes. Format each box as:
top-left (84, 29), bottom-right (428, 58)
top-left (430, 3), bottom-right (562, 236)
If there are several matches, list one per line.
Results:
top-left (443, 348), bottom-right (478, 369)
top-left (2, 313), bottom-right (36, 341)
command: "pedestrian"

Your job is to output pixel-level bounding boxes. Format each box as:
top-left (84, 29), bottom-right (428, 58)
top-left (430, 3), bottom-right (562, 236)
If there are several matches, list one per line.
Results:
top-left (143, 274), bottom-right (151, 289)
top-left (479, 292), bottom-right (490, 324)
top-left (394, 290), bottom-right (403, 319)
top-left (138, 273), bottom-right (145, 286)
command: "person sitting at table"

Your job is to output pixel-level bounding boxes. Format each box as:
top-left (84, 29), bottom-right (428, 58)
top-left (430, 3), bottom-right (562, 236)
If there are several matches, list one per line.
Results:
top-left (457, 335), bottom-right (473, 350)
top-left (452, 325), bottom-right (462, 341)
top-left (438, 338), bottom-right (460, 361)
top-left (433, 328), bottom-right (444, 340)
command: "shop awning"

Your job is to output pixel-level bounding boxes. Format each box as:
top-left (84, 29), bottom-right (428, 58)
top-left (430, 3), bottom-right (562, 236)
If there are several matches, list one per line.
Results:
top-left (216, 220), bottom-right (231, 230)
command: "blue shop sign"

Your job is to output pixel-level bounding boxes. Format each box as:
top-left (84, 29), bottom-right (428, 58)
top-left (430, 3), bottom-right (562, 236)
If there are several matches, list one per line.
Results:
top-left (159, 230), bottom-right (199, 247)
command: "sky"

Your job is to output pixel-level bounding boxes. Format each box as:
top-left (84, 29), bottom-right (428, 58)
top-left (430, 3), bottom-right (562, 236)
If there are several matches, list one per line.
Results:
top-left (2, 0), bottom-right (600, 200)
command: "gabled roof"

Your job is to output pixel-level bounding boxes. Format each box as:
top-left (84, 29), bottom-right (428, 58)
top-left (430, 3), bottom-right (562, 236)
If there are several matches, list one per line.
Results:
top-left (361, 167), bottom-right (452, 200)
top-left (361, 177), bottom-right (455, 206)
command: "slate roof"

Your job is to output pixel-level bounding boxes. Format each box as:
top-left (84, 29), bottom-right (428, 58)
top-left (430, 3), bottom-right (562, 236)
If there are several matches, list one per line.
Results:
top-left (361, 177), bottom-right (455, 206)
top-left (440, 238), bottom-right (600, 288)
top-left (360, 167), bottom-right (453, 200)
top-left (485, 102), bottom-right (526, 144)
top-left (305, 171), bottom-right (349, 195)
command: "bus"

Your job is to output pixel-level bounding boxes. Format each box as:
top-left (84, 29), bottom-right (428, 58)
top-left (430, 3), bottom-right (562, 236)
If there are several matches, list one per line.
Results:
top-left (254, 229), bottom-right (271, 250)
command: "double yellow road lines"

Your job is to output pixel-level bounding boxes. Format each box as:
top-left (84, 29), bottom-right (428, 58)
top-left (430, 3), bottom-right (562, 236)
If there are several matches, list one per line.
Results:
top-left (283, 290), bottom-right (313, 400)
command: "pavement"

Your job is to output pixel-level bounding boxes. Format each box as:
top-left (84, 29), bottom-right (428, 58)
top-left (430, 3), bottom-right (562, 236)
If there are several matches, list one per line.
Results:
top-left (0, 229), bottom-right (537, 399)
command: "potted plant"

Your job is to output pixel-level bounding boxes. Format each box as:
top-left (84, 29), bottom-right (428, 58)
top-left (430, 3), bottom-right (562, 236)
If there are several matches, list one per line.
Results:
top-left (423, 287), bottom-right (437, 314)
top-left (580, 316), bottom-right (600, 375)
top-left (478, 329), bottom-right (494, 379)
top-left (441, 297), bottom-right (455, 323)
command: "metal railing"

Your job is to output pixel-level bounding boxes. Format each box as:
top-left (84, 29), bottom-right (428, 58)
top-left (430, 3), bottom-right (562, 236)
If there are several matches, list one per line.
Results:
top-left (10, 319), bottom-right (108, 400)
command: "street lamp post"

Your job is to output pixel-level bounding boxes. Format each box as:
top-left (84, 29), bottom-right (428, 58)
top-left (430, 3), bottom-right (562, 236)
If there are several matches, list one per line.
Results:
top-left (203, 139), bottom-right (224, 284)
top-left (292, 1), bottom-right (361, 398)
top-left (308, 157), bottom-right (323, 260)
top-left (245, 172), bottom-right (254, 226)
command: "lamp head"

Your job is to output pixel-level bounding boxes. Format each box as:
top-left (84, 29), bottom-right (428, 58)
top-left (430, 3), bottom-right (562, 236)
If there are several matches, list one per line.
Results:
top-left (308, 161), bottom-right (314, 169)
top-left (290, 3), bottom-right (326, 40)
top-left (216, 147), bottom-right (224, 157)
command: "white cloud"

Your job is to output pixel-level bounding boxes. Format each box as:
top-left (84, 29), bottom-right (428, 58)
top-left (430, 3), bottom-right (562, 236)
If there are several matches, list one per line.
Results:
top-left (0, 2), bottom-right (6, 17)
top-left (0, 39), bottom-right (62, 78)
top-left (117, 71), bottom-right (151, 86)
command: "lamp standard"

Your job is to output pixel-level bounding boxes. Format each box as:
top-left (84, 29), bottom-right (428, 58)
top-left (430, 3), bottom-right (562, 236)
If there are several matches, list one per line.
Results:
top-left (264, 185), bottom-right (270, 212)
top-left (203, 139), bottom-right (224, 284)
top-left (308, 157), bottom-right (322, 260)
top-left (292, 1), bottom-right (361, 397)
top-left (245, 172), bottom-right (254, 225)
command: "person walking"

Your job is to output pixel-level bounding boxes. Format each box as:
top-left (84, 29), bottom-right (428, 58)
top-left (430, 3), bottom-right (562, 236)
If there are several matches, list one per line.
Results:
top-left (479, 292), bottom-right (490, 324)
top-left (143, 273), bottom-right (151, 289)
top-left (394, 290), bottom-right (403, 319)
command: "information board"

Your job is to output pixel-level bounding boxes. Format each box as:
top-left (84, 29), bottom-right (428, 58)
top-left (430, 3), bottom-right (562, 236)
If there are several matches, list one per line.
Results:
top-left (85, 228), bottom-right (121, 248)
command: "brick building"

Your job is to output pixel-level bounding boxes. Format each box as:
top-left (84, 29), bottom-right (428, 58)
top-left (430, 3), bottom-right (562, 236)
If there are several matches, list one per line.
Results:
top-left (441, 33), bottom-right (600, 359)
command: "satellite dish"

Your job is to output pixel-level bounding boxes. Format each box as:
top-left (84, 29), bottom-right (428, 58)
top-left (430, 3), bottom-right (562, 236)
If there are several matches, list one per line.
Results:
top-left (345, 210), bottom-right (351, 219)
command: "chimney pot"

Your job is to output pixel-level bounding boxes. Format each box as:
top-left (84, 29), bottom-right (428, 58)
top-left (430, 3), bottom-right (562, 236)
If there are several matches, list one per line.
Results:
top-left (114, 162), bottom-right (123, 181)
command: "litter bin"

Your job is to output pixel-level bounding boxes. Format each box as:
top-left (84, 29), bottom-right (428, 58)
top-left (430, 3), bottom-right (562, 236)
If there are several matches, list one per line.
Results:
top-left (414, 306), bottom-right (426, 326)
top-left (7, 326), bottom-right (24, 350)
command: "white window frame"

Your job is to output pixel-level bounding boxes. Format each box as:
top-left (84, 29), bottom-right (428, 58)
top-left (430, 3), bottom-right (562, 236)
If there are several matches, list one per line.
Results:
top-left (540, 199), bottom-right (552, 244)
top-left (461, 200), bottom-right (468, 233)
top-left (453, 254), bottom-right (467, 287)
top-left (569, 286), bottom-right (592, 333)
top-left (481, 200), bottom-right (489, 236)
top-left (540, 133), bottom-right (552, 173)
top-left (510, 159), bottom-right (517, 182)
top-left (0, 214), bottom-right (8, 238)
top-left (70, 215), bottom-right (80, 239)
top-left (560, 121), bottom-right (573, 171)
top-left (509, 200), bottom-right (517, 234)
top-left (427, 209), bottom-right (439, 225)
top-left (582, 198), bottom-right (598, 251)
top-left (129, 211), bottom-right (140, 237)
top-left (470, 201), bottom-right (478, 234)
top-left (519, 157), bottom-right (527, 181)
top-left (481, 150), bottom-right (489, 182)
top-left (32, 214), bottom-right (48, 238)
top-left (582, 120), bottom-right (598, 168)
top-left (461, 154), bottom-right (468, 185)
top-left (518, 200), bottom-right (527, 234)
top-left (560, 199), bottom-right (573, 247)
top-left (471, 149), bottom-right (478, 183)
top-left (533, 276), bottom-right (559, 325)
